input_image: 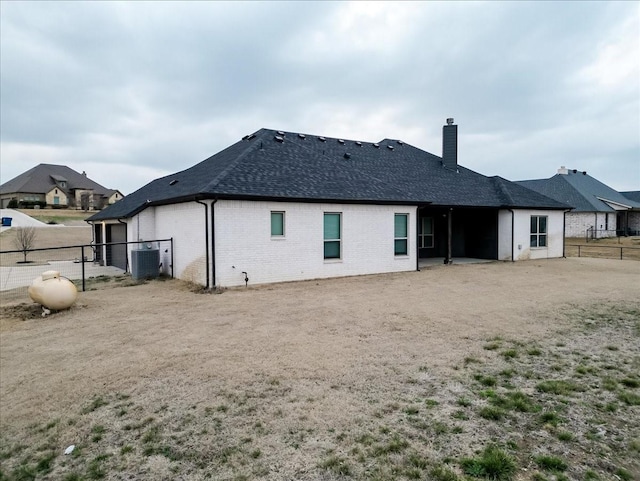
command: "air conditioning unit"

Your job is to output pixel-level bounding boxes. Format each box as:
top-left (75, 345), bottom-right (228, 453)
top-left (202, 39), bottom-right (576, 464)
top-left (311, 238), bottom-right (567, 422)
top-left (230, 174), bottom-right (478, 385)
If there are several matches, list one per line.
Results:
top-left (131, 248), bottom-right (160, 280)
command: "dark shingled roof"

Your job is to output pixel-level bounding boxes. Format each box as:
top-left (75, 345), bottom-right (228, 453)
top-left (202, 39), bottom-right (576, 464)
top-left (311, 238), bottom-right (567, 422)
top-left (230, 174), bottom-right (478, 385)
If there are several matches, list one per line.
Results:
top-left (517, 170), bottom-right (640, 212)
top-left (89, 128), bottom-right (568, 221)
top-left (0, 164), bottom-right (113, 197)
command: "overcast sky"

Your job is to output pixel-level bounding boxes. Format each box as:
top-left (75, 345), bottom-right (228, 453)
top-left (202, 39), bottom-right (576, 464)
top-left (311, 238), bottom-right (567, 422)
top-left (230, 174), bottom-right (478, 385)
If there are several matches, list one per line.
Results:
top-left (1, 1), bottom-right (638, 195)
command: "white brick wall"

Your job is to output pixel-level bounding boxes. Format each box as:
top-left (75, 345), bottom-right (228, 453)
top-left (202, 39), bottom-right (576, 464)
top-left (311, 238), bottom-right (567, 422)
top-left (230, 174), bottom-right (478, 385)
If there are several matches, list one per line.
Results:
top-left (124, 201), bottom-right (570, 287)
top-left (498, 209), bottom-right (565, 260)
top-left (214, 200), bottom-right (418, 287)
top-left (564, 212), bottom-right (618, 238)
top-left (155, 202), bottom-right (209, 284)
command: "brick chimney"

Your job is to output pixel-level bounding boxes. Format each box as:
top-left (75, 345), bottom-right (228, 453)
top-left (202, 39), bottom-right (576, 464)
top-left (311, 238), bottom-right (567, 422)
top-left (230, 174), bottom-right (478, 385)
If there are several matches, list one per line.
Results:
top-left (442, 118), bottom-right (458, 171)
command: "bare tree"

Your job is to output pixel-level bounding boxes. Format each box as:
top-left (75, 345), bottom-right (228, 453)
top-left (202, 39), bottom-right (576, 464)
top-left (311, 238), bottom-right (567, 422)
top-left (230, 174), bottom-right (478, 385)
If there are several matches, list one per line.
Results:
top-left (13, 227), bottom-right (37, 263)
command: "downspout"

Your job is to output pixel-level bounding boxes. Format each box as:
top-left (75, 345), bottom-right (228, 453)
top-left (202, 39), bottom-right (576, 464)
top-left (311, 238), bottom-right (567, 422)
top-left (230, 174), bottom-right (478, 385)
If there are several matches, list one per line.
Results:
top-left (446, 208), bottom-right (453, 264)
top-left (563, 210), bottom-right (571, 258)
top-left (416, 206), bottom-right (420, 272)
top-left (508, 209), bottom-right (515, 262)
top-left (210, 199), bottom-right (218, 288)
top-left (195, 200), bottom-right (210, 289)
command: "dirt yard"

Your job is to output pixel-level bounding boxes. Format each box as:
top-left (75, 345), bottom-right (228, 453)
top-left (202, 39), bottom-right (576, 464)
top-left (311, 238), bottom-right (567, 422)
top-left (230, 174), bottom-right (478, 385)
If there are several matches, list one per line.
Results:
top-left (1, 258), bottom-right (639, 481)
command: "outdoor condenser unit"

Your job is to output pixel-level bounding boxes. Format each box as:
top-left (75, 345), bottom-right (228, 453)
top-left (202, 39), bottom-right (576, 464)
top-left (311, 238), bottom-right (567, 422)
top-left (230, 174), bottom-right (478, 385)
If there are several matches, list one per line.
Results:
top-left (131, 246), bottom-right (160, 280)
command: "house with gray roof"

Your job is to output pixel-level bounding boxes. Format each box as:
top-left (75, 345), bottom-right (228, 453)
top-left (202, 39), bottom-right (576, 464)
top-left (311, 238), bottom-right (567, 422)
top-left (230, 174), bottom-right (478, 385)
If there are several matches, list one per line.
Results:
top-left (0, 164), bottom-right (123, 210)
top-left (88, 120), bottom-right (569, 288)
top-left (621, 191), bottom-right (640, 204)
top-left (517, 167), bottom-right (640, 238)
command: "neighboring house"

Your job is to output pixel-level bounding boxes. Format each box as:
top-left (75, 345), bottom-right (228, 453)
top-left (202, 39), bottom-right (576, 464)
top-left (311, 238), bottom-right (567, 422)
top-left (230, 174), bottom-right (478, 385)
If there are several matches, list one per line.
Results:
top-left (0, 164), bottom-right (124, 210)
top-left (88, 121), bottom-right (569, 288)
top-left (517, 167), bottom-right (640, 238)
top-left (621, 191), bottom-right (640, 234)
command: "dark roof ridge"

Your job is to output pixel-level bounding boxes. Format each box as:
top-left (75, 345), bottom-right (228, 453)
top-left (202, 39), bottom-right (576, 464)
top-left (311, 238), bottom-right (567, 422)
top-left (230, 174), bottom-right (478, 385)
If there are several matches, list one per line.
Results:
top-left (490, 176), bottom-right (516, 206)
top-left (201, 129), bottom-right (269, 193)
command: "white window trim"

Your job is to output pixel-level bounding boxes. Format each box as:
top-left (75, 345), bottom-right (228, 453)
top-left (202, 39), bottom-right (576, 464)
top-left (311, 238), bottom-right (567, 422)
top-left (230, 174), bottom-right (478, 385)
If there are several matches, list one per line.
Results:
top-left (271, 211), bottom-right (285, 238)
top-left (324, 212), bottom-right (342, 260)
top-left (530, 215), bottom-right (548, 249)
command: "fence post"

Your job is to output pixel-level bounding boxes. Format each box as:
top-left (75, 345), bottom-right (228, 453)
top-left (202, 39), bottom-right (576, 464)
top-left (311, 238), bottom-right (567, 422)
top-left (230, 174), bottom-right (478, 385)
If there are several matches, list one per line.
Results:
top-left (578, 245), bottom-right (581, 257)
top-left (620, 247), bottom-right (623, 260)
top-left (81, 245), bottom-right (86, 292)
top-left (170, 237), bottom-right (174, 278)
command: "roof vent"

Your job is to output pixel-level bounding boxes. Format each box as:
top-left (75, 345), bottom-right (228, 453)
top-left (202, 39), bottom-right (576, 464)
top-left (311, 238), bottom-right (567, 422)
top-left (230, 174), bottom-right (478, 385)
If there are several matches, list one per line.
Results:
top-left (355, 141), bottom-right (362, 146)
top-left (397, 140), bottom-right (403, 145)
top-left (387, 145), bottom-right (394, 150)
top-left (338, 139), bottom-right (345, 144)
top-left (344, 153), bottom-right (351, 159)
top-left (572, 169), bottom-right (577, 174)
top-left (373, 143), bottom-right (380, 148)
top-left (277, 131), bottom-right (285, 136)
top-left (169, 179), bottom-right (178, 186)
top-left (298, 133), bottom-right (306, 139)
top-left (243, 133), bottom-right (256, 140)
top-left (318, 136), bottom-right (326, 142)
top-left (274, 136), bottom-right (284, 143)
top-left (583, 171), bottom-right (587, 175)
top-left (446, 118), bottom-right (454, 125)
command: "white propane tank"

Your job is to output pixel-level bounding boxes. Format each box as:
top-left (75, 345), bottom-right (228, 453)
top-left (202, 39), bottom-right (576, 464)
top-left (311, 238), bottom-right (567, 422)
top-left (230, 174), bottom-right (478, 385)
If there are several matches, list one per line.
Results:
top-left (28, 270), bottom-right (78, 310)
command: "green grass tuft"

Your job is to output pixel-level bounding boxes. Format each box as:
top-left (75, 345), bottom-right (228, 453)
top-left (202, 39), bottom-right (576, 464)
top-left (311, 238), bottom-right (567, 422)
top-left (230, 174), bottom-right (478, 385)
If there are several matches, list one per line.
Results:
top-left (536, 380), bottom-right (579, 395)
top-left (461, 445), bottom-right (516, 480)
top-left (534, 455), bottom-right (567, 472)
top-left (319, 455), bottom-right (351, 475)
top-left (479, 405), bottom-right (506, 421)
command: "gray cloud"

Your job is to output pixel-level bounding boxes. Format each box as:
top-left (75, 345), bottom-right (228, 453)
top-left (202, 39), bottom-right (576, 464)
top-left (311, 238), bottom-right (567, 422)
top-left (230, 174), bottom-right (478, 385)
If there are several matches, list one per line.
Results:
top-left (1, 1), bottom-right (638, 194)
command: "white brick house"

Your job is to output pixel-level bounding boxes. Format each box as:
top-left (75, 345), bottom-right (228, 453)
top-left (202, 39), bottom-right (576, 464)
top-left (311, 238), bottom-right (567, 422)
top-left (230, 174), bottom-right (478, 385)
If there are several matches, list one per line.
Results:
top-left (89, 121), bottom-right (569, 288)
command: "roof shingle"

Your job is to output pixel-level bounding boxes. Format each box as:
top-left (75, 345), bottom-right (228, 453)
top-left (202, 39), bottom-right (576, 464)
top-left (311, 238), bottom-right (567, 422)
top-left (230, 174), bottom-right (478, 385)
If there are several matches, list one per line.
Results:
top-left (89, 128), bottom-right (568, 221)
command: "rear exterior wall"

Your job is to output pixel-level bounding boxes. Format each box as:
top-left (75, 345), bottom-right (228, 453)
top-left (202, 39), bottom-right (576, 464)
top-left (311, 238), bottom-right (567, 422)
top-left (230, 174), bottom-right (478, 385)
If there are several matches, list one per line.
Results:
top-left (214, 200), bottom-right (418, 287)
top-left (498, 209), bottom-right (565, 261)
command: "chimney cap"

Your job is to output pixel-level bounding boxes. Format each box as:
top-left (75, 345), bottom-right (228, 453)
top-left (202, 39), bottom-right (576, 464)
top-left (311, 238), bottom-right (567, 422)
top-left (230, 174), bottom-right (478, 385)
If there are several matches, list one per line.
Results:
top-left (446, 118), bottom-right (454, 125)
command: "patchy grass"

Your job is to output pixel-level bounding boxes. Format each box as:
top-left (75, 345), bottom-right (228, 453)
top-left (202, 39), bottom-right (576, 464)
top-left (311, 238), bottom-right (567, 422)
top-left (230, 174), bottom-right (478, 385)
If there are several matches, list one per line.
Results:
top-left (1, 299), bottom-right (638, 480)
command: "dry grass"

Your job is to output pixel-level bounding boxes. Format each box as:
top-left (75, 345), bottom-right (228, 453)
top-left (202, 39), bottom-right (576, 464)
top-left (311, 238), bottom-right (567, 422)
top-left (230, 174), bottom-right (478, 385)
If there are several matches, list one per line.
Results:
top-left (1, 258), bottom-right (639, 480)
top-left (565, 236), bottom-right (640, 261)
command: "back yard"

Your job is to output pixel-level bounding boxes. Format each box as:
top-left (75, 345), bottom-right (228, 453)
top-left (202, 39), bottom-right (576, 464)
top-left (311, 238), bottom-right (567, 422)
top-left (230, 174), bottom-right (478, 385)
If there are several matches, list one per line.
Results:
top-left (0, 258), bottom-right (639, 481)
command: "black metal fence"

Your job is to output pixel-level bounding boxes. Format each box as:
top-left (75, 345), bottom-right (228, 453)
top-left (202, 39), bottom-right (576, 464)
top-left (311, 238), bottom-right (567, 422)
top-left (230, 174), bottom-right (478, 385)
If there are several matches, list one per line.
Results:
top-left (586, 227), bottom-right (639, 241)
top-left (0, 239), bottom-right (173, 304)
top-left (565, 244), bottom-right (640, 261)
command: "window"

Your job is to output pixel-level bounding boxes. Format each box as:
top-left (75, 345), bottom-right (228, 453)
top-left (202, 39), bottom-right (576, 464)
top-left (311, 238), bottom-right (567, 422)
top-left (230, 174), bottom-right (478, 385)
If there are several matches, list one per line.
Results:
top-left (419, 217), bottom-right (434, 248)
top-left (324, 213), bottom-right (341, 259)
top-left (530, 215), bottom-right (547, 248)
top-left (271, 211), bottom-right (285, 237)
top-left (394, 214), bottom-right (408, 255)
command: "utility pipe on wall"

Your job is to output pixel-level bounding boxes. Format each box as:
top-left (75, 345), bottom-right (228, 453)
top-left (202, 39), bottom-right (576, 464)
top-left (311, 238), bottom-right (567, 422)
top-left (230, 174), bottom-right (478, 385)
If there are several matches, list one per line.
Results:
top-left (195, 200), bottom-right (210, 289)
top-left (210, 199), bottom-right (217, 288)
top-left (508, 209), bottom-right (515, 262)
